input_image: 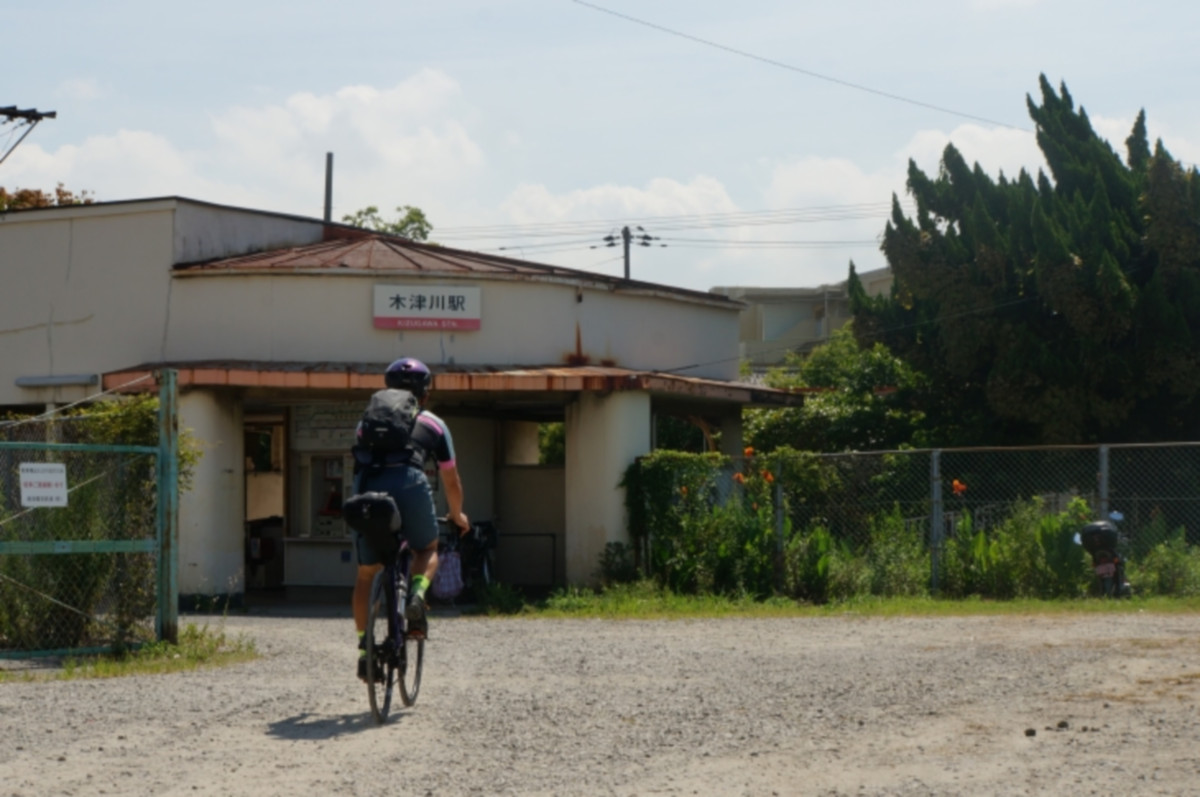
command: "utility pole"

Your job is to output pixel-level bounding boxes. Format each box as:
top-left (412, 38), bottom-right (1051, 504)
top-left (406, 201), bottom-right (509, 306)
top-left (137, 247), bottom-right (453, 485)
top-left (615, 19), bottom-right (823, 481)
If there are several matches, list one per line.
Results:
top-left (323, 152), bottom-right (334, 222)
top-left (1, 106), bottom-right (57, 167)
top-left (595, 225), bottom-right (665, 280)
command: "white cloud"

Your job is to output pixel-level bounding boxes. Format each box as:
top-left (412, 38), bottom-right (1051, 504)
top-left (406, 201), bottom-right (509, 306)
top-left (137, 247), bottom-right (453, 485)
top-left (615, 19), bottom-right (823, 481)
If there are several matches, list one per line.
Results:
top-left (478, 123), bottom-right (1052, 291)
top-left (501, 175), bottom-right (739, 224)
top-left (5, 71), bottom-right (486, 219)
top-left (970, 0), bottom-right (1041, 9)
top-left (55, 77), bottom-right (104, 101)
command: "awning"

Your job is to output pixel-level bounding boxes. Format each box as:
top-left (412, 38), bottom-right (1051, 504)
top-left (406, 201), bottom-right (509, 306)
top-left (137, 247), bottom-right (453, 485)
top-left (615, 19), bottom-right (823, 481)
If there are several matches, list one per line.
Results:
top-left (101, 362), bottom-right (807, 407)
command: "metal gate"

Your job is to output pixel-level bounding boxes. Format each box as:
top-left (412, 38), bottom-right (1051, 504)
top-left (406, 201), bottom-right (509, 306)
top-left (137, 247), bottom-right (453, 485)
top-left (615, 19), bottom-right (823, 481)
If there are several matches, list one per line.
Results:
top-left (0, 370), bottom-right (179, 657)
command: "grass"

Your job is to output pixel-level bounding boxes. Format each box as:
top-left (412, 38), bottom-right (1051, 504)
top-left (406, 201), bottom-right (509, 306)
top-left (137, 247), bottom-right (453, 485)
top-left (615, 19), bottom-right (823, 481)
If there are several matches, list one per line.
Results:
top-left (0, 623), bottom-right (256, 682)
top-left (528, 580), bottom-right (1200, 620)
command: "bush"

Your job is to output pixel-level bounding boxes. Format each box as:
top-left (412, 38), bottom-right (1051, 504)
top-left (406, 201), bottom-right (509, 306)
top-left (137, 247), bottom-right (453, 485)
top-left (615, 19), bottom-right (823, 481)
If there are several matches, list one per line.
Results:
top-left (1128, 530), bottom-right (1200, 597)
top-left (938, 498), bottom-right (1091, 599)
top-left (867, 506), bottom-right (929, 598)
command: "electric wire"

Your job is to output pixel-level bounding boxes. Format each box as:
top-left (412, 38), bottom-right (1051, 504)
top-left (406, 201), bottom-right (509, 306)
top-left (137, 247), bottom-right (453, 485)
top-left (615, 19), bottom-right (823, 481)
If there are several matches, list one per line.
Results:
top-left (570, 0), bottom-right (1029, 132)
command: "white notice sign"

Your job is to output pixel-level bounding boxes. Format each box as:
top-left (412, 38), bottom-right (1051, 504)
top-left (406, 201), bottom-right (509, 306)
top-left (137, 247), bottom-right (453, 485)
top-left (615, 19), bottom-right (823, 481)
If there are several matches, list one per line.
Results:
top-left (373, 285), bottom-right (481, 330)
top-left (19, 462), bottom-right (69, 507)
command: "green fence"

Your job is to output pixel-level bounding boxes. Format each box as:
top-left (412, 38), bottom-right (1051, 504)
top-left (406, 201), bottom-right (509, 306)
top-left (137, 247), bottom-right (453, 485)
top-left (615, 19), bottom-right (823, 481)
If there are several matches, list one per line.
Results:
top-left (627, 443), bottom-right (1200, 600)
top-left (0, 371), bottom-right (179, 657)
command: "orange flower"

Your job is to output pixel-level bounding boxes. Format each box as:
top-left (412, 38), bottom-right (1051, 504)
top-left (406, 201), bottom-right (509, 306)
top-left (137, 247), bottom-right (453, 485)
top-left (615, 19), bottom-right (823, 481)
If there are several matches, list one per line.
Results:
top-left (744, 446), bottom-right (755, 458)
top-left (732, 472), bottom-right (745, 484)
top-left (762, 470), bottom-right (775, 483)
top-left (680, 486), bottom-right (688, 496)
top-left (952, 479), bottom-right (967, 496)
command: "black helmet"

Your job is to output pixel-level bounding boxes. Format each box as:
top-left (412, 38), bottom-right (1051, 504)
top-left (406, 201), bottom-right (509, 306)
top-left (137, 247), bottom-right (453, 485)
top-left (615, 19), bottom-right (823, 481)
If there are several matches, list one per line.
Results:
top-left (384, 357), bottom-right (432, 396)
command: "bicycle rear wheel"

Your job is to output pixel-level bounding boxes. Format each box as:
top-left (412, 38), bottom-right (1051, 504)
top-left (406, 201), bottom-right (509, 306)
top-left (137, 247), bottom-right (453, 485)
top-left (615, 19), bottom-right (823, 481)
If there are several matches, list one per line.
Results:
top-left (365, 569), bottom-right (396, 723)
top-left (398, 573), bottom-right (424, 707)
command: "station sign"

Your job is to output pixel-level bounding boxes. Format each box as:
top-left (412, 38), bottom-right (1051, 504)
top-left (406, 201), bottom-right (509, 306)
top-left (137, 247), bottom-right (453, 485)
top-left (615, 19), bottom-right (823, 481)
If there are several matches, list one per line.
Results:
top-left (373, 285), bottom-right (481, 330)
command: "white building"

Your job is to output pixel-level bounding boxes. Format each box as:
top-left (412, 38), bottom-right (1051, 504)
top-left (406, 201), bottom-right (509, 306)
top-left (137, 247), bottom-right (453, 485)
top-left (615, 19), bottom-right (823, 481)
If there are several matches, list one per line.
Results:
top-left (712, 266), bottom-right (894, 371)
top-left (0, 197), bottom-right (798, 604)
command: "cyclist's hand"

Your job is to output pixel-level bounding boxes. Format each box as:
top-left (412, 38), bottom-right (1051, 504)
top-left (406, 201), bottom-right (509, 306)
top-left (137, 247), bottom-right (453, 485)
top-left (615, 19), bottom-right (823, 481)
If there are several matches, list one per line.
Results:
top-left (450, 511), bottom-right (470, 535)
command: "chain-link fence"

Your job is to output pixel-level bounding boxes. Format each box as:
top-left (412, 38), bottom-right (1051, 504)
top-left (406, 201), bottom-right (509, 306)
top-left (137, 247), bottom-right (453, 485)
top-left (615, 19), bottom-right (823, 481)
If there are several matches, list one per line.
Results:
top-left (626, 443), bottom-right (1200, 600)
top-left (0, 372), bottom-right (179, 657)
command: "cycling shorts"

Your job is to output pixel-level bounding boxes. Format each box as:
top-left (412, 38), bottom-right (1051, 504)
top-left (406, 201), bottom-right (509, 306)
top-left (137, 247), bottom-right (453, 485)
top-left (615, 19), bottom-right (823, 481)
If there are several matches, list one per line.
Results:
top-left (352, 465), bottom-right (439, 566)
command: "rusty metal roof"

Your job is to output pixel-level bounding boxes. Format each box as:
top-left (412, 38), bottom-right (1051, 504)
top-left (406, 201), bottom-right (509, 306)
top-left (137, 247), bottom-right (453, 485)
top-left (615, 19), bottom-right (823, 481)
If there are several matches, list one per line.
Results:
top-left (101, 362), bottom-right (806, 407)
top-left (174, 228), bottom-right (739, 308)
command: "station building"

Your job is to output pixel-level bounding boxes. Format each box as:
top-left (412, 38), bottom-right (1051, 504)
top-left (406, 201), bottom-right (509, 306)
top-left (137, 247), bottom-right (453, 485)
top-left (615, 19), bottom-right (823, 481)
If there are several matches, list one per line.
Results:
top-left (0, 197), bottom-right (799, 603)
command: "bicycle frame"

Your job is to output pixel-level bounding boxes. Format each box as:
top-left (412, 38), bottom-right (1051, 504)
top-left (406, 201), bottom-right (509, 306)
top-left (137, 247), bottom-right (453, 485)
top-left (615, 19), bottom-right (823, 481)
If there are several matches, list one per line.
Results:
top-left (365, 535), bottom-right (424, 722)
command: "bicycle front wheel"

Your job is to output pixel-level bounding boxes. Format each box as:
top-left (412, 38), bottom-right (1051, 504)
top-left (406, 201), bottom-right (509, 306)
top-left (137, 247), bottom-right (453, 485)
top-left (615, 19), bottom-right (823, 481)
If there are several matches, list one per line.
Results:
top-left (398, 578), bottom-right (424, 707)
top-left (365, 569), bottom-right (396, 723)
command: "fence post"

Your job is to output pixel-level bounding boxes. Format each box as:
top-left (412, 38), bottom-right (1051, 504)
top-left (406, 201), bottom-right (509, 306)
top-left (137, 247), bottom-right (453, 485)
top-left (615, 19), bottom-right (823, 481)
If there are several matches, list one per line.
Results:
top-left (774, 464), bottom-right (784, 594)
top-left (156, 369), bottom-right (179, 644)
top-left (1098, 445), bottom-right (1110, 519)
top-left (930, 450), bottom-right (943, 595)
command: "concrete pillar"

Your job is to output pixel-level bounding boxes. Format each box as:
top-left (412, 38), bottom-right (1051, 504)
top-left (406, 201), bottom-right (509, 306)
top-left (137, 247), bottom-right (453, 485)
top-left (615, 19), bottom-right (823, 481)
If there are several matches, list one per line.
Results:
top-left (178, 390), bottom-right (244, 598)
top-left (502, 420), bottom-right (541, 465)
top-left (564, 391), bottom-right (651, 585)
top-left (718, 411), bottom-right (744, 458)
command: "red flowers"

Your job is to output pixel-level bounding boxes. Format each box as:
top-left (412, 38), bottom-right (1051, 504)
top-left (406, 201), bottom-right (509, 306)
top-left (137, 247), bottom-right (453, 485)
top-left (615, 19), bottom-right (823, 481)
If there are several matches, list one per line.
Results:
top-left (732, 472), bottom-right (745, 484)
top-left (952, 479), bottom-right (967, 496)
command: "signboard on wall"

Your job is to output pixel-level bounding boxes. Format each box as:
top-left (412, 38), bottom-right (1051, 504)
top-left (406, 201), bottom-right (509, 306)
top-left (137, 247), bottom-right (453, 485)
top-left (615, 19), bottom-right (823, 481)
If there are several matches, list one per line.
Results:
top-left (373, 284), bottom-right (481, 330)
top-left (291, 403), bottom-right (362, 451)
top-left (19, 462), bottom-right (68, 507)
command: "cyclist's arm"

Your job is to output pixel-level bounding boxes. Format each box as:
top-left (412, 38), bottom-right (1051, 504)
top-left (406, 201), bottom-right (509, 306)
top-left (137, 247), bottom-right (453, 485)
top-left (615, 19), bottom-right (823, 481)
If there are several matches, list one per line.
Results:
top-left (441, 465), bottom-right (469, 533)
top-left (420, 410), bottom-right (469, 532)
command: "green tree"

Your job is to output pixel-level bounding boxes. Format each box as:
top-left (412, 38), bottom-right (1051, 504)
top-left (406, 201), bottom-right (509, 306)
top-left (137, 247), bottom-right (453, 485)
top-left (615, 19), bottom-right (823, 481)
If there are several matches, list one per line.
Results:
top-left (745, 323), bottom-right (926, 452)
top-left (852, 75), bottom-right (1200, 445)
top-left (341, 204), bottom-right (432, 241)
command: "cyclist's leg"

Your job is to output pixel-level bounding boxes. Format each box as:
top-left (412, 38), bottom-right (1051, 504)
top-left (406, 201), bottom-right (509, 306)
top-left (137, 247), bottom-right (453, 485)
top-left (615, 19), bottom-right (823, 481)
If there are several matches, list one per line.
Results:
top-left (351, 483), bottom-right (392, 679)
top-left (395, 469), bottom-right (441, 591)
top-left (394, 470), bottom-right (440, 634)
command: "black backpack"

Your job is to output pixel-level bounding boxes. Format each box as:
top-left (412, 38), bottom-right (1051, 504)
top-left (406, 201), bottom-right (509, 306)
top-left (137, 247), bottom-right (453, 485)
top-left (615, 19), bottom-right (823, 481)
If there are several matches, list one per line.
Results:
top-left (357, 388), bottom-right (421, 458)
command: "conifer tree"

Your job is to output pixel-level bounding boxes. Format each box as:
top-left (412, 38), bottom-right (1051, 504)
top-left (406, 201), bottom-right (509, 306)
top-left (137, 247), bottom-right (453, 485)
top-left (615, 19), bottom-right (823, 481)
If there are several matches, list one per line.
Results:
top-left (851, 76), bottom-right (1200, 444)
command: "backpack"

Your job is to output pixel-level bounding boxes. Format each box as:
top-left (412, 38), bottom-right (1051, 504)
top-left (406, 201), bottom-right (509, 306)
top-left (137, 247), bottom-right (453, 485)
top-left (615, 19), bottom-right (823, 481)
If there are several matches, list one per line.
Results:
top-left (356, 388), bottom-right (422, 462)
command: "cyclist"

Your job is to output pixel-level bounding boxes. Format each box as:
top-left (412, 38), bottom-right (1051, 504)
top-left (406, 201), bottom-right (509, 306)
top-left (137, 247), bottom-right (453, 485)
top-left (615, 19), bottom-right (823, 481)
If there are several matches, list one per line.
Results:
top-left (350, 357), bottom-right (470, 681)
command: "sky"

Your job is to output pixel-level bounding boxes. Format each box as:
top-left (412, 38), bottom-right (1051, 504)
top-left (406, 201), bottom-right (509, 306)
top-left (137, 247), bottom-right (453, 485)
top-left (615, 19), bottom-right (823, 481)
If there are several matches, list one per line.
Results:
top-left (5, 0), bottom-right (1200, 293)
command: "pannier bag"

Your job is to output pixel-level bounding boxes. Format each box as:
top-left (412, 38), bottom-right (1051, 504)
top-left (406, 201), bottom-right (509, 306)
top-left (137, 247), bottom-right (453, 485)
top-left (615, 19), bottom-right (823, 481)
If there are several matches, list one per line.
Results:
top-left (431, 550), bottom-right (464, 600)
top-left (343, 491), bottom-right (402, 550)
top-left (1079, 520), bottom-right (1119, 555)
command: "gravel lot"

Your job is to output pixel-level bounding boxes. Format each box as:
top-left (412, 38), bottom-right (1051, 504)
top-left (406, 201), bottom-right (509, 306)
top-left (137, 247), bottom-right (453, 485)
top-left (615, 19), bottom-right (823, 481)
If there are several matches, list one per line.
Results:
top-left (3, 606), bottom-right (1200, 796)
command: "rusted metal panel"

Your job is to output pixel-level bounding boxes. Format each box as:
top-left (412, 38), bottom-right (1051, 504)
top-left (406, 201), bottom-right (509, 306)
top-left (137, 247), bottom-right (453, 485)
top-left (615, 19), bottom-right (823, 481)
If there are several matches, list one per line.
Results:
top-left (99, 361), bottom-right (803, 406)
top-left (171, 232), bottom-right (741, 310)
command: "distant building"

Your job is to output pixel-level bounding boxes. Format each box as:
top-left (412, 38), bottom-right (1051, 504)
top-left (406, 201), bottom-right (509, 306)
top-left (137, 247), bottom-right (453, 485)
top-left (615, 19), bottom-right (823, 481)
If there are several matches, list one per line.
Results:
top-left (711, 266), bottom-right (893, 371)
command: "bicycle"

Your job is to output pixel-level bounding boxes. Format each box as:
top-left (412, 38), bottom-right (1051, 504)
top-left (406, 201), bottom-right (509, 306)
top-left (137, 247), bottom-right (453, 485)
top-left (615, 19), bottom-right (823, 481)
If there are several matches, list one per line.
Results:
top-left (343, 491), bottom-right (425, 723)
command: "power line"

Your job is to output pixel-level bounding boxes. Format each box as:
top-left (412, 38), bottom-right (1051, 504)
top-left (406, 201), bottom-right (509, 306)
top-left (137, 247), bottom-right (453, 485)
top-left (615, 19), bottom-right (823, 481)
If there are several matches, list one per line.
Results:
top-left (570, 0), bottom-right (1029, 132)
top-left (436, 201), bottom-right (916, 242)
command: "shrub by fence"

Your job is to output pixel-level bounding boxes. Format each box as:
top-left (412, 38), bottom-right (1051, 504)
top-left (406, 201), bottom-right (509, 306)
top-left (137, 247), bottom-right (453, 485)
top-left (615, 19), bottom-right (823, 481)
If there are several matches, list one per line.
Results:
top-left (622, 444), bottom-right (1200, 602)
top-left (0, 378), bottom-right (193, 656)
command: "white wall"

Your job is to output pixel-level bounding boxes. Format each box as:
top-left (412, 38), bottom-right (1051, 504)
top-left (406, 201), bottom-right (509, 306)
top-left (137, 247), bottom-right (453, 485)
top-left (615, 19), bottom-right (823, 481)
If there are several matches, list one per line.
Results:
top-left (0, 204), bottom-right (175, 406)
top-left (564, 392), bottom-right (650, 585)
top-left (165, 275), bottom-right (740, 380)
top-left (178, 390), bottom-right (245, 596)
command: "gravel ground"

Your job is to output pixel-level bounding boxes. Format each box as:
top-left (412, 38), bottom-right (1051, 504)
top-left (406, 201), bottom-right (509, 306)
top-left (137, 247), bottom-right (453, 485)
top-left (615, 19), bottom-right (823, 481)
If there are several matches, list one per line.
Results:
top-left (3, 606), bottom-right (1200, 796)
